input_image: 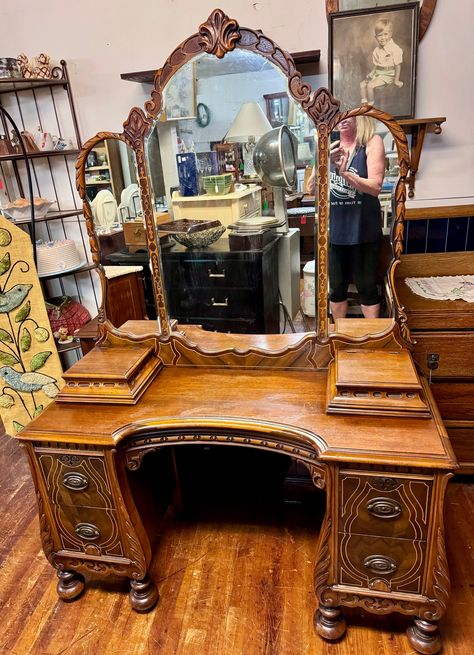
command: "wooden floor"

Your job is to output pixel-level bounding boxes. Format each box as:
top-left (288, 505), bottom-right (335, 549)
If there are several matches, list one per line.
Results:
top-left (1, 432), bottom-right (474, 655)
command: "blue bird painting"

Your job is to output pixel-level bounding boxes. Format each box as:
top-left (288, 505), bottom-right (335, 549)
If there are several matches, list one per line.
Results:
top-left (0, 366), bottom-right (59, 398)
top-left (0, 284), bottom-right (32, 313)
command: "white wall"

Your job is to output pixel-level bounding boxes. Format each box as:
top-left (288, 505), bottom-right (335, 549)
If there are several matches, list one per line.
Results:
top-left (1, 0), bottom-right (473, 207)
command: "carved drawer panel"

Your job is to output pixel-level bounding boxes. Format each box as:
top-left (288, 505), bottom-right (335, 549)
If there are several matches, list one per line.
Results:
top-left (37, 452), bottom-right (115, 509)
top-left (339, 473), bottom-right (432, 540)
top-left (338, 533), bottom-right (426, 595)
top-left (51, 503), bottom-right (124, 558)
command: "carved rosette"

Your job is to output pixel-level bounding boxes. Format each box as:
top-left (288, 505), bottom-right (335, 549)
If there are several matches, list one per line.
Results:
top-left (198, 9), bottom-right (240, 58)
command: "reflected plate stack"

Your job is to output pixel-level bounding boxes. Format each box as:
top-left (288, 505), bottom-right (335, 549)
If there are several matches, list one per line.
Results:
top-left (228, 215), bottom-right (282, 251)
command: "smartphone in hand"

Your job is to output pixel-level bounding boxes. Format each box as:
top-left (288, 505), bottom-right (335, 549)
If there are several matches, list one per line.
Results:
top-left (330, 129), bottom-right (340, 143)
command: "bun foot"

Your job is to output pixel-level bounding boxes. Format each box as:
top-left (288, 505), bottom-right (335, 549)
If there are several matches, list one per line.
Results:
top-left (407, 618), bottom-right (442, 654)
top-left (56, 569), bottom-right (85, 602)
top-left (314, 604), bottom-right (346, 641)
top-left (129, 574), bottom-right (159, 612)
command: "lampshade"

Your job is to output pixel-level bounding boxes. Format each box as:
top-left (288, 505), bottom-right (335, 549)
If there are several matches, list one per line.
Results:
top-left (225, 102), bottom-right (272, 143)
top-left (253, 125), bottom-right (298, 190)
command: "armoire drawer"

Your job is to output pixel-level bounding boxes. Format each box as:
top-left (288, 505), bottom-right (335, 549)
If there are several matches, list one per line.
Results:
top-left (339, 472), bottom-right (432, 541)
top-left (51, 504), bottom-right (125, 558)
top-left (338, 533), bottom-right (426, 594)
top-left (412, 331), bottom-right (474, 379)
top-left (37, 452), bottom-right (115, 509)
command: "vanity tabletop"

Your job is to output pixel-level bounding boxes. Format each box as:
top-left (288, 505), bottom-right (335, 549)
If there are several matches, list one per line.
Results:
top-left (21, 363), bottom-right (455, 470)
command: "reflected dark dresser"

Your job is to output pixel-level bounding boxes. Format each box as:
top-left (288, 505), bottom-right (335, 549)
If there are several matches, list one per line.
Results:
top-left (161, 237), bottom-right (280, 333)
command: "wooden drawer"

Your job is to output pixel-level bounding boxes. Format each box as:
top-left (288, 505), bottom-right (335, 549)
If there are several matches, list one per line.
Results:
top-left (447, 426), bottom-right (474, 473)
top-left (123, 221), bottom-right (147, 247)
top-left (339, 472), bottom-right (432, 541)
top-left (412, 331), bottom-right (474, 379)
top-left (51, 504), bottom-right (125, 558)
top-left (237, 193), bottom-right (261, 219)
top-left (37, 452), bottom-right (114, 509)
top-left (431, 383), bottom-right (474, 421)
top-left (338, 533), bottom-right (426, 594)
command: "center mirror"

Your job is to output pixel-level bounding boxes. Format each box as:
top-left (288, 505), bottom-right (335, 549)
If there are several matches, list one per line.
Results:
top-left (143, 49), bottom-right (316, 335)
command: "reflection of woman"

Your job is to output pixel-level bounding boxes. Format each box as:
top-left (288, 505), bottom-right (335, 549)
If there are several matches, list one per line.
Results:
top-left (328, 115), bottom-right (385, 319)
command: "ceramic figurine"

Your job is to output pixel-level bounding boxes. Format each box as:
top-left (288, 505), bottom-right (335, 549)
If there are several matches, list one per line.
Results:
top-left (17, 53), bottom-right (33, 78)
top-left (32, 53), bottom-right (51, 79)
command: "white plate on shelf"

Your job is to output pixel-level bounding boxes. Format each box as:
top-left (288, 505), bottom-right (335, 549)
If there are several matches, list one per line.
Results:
top-left (38, 259), bottom-right (87, 278)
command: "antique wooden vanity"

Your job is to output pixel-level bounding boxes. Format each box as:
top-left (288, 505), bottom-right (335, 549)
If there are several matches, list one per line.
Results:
top-left (17, 10), bottom-right (456, 655)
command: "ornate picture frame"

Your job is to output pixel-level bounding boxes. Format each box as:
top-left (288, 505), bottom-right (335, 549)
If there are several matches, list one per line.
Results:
top-left (329, 3), bottom-right (419, 119)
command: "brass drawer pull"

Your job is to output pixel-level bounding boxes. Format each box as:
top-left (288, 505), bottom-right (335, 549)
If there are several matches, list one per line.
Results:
top-left (367, 497), bottom-right (402, 519)
top-left (62, 472), bottom-right (89, 491)
top-left (208, 268), bottom-right (226, 278)
top-left (210, 297), bottom-right (228, 307)
top-left (363, 554), bottom-right (398, 575)
top-left (75, 522), bottom-right (100, 541)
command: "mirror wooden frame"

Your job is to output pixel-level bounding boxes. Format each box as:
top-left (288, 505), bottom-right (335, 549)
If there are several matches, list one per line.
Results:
top-left (326, 0), bottom-right (437, 41)
top-left (76, 8), bottom-right (412, 358)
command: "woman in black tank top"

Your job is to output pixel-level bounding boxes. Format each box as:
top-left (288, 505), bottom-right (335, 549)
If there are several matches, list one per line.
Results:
top-left (328, 115), bottom-right (386, 320)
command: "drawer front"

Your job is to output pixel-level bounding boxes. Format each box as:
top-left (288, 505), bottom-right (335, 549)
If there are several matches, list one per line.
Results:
top-left (52, 504), bottom-right (124, 558)
top-left (447, 426), bottom-right (474, 472)
top-left (37, 452), bottom-right (115, 509)
top-left (237, 193), bottom-right (261, 219)
top-left (167, 256), bottom-right (262, 290)
top-left (338, 533), bottom-right (426, 594)
top-left (412, 332), bottom-right (474, 379)
top-left (170, 288), bottom-right (259, 319)
top-left (123, 222), bottom-right (147, 246)
top-left (339, 473), bottom-right (432, 540)
top-left (431, 383), bottom-right (474, 420)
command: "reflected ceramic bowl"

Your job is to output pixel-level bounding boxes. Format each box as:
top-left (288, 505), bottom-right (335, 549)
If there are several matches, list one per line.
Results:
top-left (2, 199), bottom-right (54, 221)
top-left (171, 224), bottom-right (226, 248)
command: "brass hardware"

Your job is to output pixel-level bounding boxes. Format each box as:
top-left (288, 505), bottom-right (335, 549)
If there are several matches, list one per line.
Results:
top-left (62, 472), bottom-right (89, 491)
top-left (210, 297), bottom-right (228, 307)
top-left (75, 522), bottom-right (100, 540)
top-left (363, 554), bottom-right (398, 575)
top-left (367, 497), bottom-right (402, 519)
top-left (208, 268), bottom-right (226, 278)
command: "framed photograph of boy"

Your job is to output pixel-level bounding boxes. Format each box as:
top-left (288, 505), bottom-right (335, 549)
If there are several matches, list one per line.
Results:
top-left (329, 3), bottom-right (419, 119)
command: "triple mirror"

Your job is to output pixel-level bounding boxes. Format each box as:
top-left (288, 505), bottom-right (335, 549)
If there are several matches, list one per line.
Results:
top-left (78, 10), bottom-right (410, 347)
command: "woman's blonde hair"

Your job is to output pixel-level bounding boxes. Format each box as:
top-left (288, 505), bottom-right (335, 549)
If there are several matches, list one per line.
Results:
top-left (356, 115), bottom-right (376, 146)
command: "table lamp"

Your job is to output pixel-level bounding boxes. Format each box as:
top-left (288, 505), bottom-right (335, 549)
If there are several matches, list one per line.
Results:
top-left (225, 102), bottom-right (272, 177)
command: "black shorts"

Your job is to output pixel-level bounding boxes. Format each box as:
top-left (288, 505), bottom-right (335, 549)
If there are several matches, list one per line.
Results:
top-left (329, 241), bottom-right (381, 306)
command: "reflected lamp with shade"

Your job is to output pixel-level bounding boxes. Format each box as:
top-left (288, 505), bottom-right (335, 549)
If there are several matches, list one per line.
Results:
top-left (225, 101), bottom-right (272, 177)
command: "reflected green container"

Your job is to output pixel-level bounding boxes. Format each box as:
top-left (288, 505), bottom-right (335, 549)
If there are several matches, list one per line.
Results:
top-left (202, 173), bottom-right (232, 195)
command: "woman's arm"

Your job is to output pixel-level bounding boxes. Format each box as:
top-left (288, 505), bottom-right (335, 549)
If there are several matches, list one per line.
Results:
top-left (338, 134), bottom-right (385, 197)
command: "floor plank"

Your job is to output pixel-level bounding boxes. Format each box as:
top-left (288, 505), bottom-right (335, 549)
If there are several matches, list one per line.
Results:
top-left (0, 435), bottom-right (473, 654)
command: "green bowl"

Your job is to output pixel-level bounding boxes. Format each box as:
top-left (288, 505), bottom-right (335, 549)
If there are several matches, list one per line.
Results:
top-left (202, 174), bottom-right (232, 196)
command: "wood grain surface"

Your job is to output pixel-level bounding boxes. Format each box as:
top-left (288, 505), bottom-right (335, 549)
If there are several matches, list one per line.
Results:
top-left (0, 431), bottom-right (472, 655)
top-left (20, 367), bottom-right (454, 469)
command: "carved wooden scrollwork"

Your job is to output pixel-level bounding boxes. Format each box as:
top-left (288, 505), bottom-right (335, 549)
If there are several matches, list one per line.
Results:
top-left (198, 8), bottom-right (240, 58)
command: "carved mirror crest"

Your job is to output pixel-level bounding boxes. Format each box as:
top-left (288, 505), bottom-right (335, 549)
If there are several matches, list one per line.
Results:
top-left (76, 9), bottom-right (412, 358)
